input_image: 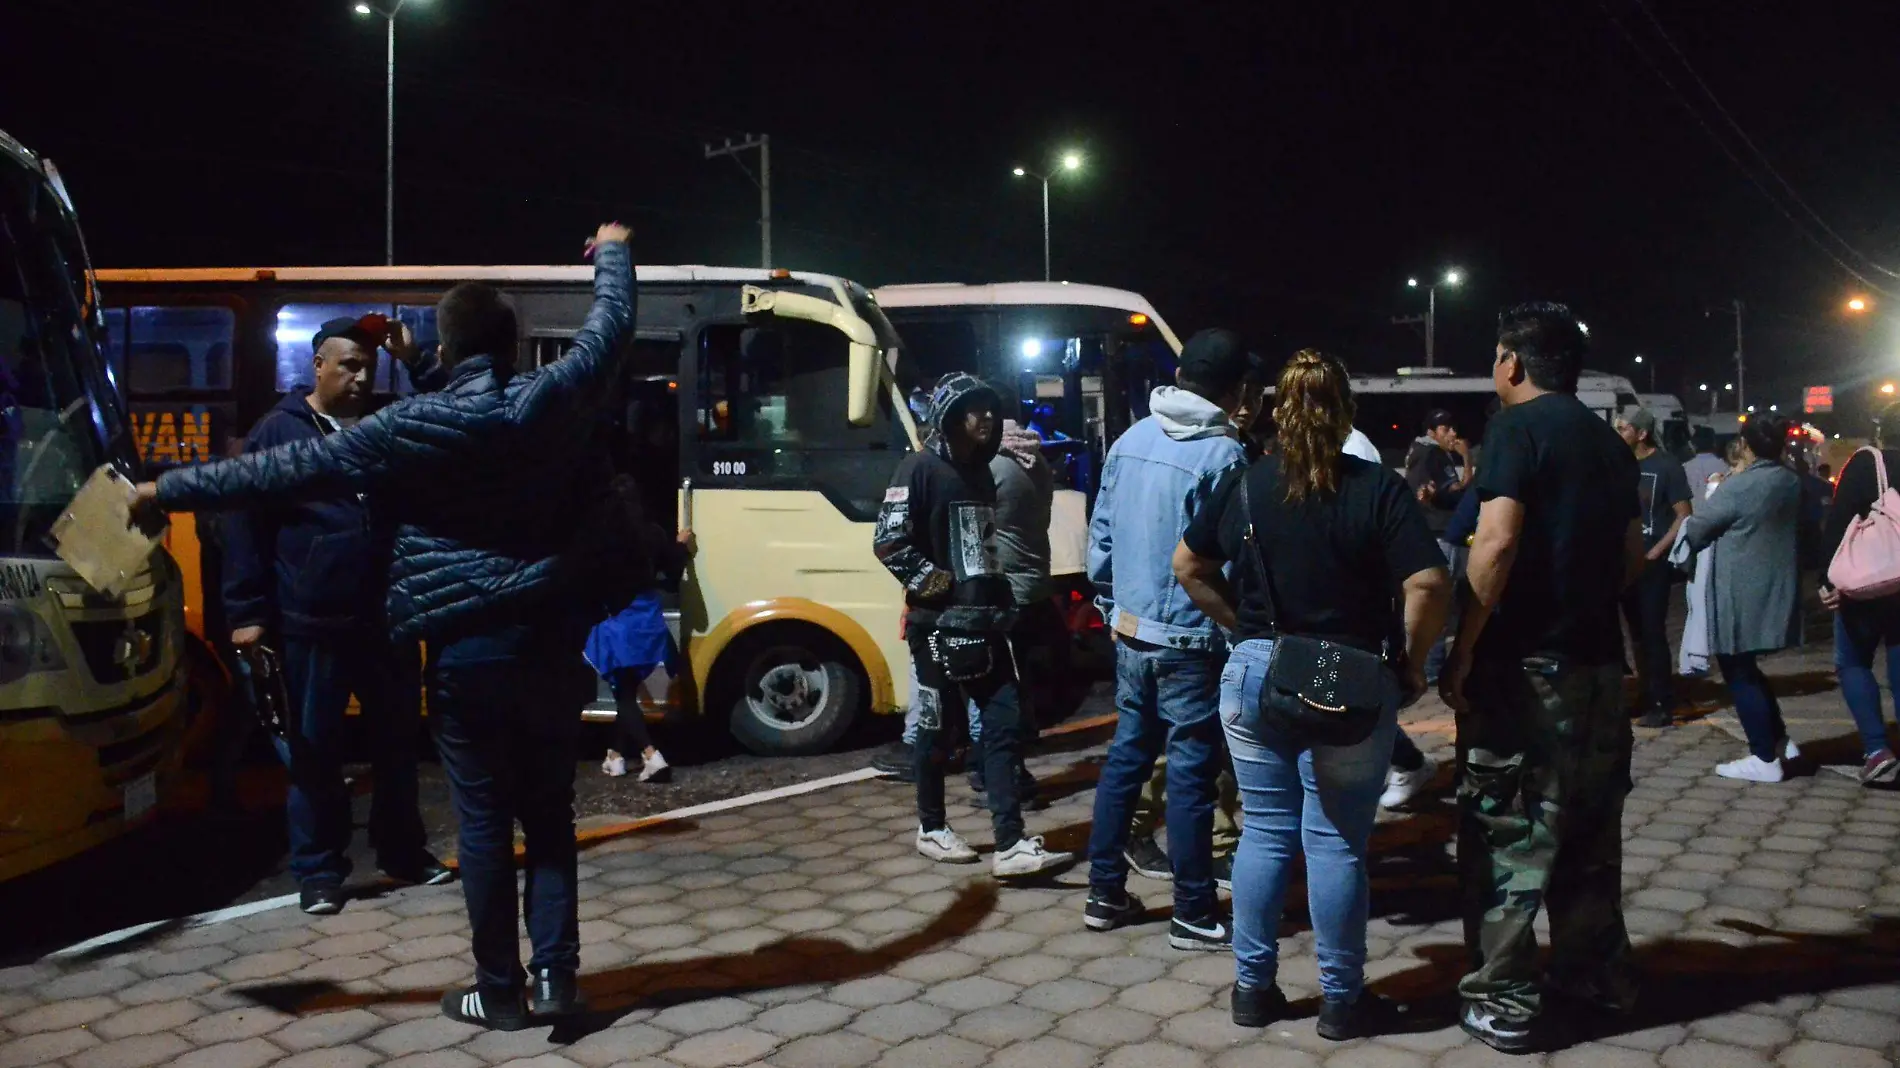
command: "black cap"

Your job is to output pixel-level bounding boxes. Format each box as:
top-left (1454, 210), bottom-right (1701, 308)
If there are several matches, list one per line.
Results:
top-left (1423, 408), bottom-right (1456, 432)
top-left (310, 315), bottom-right (381, 354)
top-left (1177, 328), bottom-right (1261, 392)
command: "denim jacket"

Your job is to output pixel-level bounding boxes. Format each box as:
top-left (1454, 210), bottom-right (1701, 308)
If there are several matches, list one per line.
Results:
top-left (1087, 387), bottom-right (1247, 651)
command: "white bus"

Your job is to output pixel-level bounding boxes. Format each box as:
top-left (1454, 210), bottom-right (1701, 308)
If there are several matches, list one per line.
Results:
top-left (1351, 367), bottom-right (1641, 465)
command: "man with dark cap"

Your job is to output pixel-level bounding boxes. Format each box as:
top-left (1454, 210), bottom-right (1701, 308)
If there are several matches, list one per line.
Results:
top-left (874, 372), bottom-right (1074, 878)
top-left (1081, 328), bottom-right (1256, 952)
top-left (222, 313), bottom-right (451, 916)
top-left (1615, 406), bottom-right (1691, 726)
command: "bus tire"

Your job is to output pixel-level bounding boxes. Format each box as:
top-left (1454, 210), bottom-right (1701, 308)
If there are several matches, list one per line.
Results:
top-left (720, 628), bottom-right (863, 757)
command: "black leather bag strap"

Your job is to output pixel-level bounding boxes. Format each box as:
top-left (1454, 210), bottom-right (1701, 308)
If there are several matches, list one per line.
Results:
top-left (1235, 470), bottom-right (1280, 636)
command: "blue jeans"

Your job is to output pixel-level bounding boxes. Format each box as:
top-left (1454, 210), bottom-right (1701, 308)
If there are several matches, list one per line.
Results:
top-left (430, 639), bottom-right (589, 994)
top-left (1087, 639), bottom-right (1223, 922)
top-left (1423, 539), bottom-right (1465, 683)
top-left (1220, 638), bottom-right (1397, 1001)
top-left (1836, 603), bottom-right (1900, 757)
top-left (268, 635), bottom-right (426, 886)
top-left (1715, 652), bottom-right (1788, 762)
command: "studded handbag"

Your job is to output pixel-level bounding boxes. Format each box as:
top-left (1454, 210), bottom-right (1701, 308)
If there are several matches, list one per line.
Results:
top-left (1236, 474), bottom-right (1389, 748)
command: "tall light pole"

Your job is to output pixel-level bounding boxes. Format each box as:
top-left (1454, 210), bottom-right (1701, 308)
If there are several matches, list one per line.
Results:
top-left (1012, 152), bottom-right (1081, 281)
top-left (1706, 298), bottom-right (1745, 411)
top-left (354, 0), bottom-right (421, 266)
top-left (705, 135), bottom-right (772, 268)
top-left (1401, 269), bottom-right (1462, 368)
top-left (1633, 353), bottom-right (1656, 392)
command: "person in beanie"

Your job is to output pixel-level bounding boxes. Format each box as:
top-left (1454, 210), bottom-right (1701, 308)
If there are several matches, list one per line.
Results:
top-left (873, 373), bottom-right (1073, 877)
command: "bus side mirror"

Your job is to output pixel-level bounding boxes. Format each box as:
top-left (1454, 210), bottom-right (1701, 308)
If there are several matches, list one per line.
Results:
top-left (846, 342), bottom-right (876, 427)
top-left (741, 284), bottom-right (880, 427)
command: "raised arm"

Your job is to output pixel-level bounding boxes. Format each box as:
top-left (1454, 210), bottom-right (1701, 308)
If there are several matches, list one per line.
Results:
top-left (509, 224), bottom-right (636, 423)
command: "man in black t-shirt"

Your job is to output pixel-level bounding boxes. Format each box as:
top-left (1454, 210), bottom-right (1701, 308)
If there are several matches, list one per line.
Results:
top-left (1615, 407), bottom-right (1692, 727)
top-left (1439, 303), bottom-right (1644, 1053)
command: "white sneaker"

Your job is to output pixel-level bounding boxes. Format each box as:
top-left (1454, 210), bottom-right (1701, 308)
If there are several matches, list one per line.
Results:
top-left (916, 826), bottom-right (979, 864)
top-left (1716, 755), bottom-right (1784, 783)
top-left (601, 751), bottom-right (628, 778)
top-left (992, 836), bottom-right (1074, 878)
top-left (639, 751), bottom-right (671, 783)
top-left (1779, 737), bottom-right (1802, 761)
top-left (1380, 756), bottom-right (1438, 809)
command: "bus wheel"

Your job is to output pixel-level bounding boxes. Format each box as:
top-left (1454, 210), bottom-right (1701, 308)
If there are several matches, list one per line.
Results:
top-left (722, 630), bottom-right (862, 756)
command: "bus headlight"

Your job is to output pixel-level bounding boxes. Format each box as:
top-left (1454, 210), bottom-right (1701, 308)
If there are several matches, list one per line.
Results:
top-left (0, 604), bottom-right (67, 686)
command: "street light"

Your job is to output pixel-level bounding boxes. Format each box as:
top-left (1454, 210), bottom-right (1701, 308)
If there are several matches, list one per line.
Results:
top-left (1849, 297), bottom-right (1870, 313)
top-left (1012, 151), bottom-right (1082, 282)
top-left (1882, 383), bottom-right (1896, 396)
top-left (1632, 353), bottom-right (1657, 392)
top-left (1402, 268), bottom-right (1462, 368)
top-left (354, 0), bottom-right (423, 265)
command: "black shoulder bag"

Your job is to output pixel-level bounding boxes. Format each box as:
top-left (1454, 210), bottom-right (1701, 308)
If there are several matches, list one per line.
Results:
top-left (1236, 473), bottom-right (1390, 748)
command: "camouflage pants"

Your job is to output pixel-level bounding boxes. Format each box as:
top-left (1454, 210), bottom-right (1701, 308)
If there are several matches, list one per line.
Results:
top-left (1457, 657), bottom-right (1635, 1021)
top-left (1129, 756), bottom-right (1242, 859)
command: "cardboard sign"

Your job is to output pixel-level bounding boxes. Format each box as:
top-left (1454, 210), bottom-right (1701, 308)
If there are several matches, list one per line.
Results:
top-left (48, 466), bottom-right (167, 596)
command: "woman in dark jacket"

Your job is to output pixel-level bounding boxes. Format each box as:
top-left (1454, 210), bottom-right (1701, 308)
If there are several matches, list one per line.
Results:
top-left (1818, 401), bottom-right (1900, 786)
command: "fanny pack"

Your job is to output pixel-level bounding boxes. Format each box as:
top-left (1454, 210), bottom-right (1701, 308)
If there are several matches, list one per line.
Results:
top-left (927, 629), bottom-right (994, 682)
top-left (1237, 475), bottom-right (1388, 747)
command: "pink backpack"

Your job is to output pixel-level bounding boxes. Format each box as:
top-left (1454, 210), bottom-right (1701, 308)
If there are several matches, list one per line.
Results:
top-left (1827, 447), bottom-right (1900, 599)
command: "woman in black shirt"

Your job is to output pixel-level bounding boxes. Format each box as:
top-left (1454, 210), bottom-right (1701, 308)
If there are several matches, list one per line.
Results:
top-left (1174, 349), bottom-right (1451, 1039)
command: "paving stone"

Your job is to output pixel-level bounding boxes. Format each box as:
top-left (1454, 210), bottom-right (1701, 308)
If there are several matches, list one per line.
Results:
top-left (875, 1033), bottom-right (989, 1068)
top-left (259, 1048), bottom-right (381, 1068)
top-left (668, 1026), bottom-right (781, 1067)
top-left (1730, 868), bottom-right (1802, 891)
top-left (1019, 977), bottom-right (1115, 1014)
top-left (562, 1022), bottom-right (676, 1066)
top-left (1776, 1039), bottom-right (1894, 1068)
top-left (65, 1032), bottom-right (194, 1068)
top-left (1688, 1012), bottom-right (1795, 1049)
top-left (650, 996), bottom-right (760, 1035)
top-left (752, 999), bottom-right (856, 1038)
top-left (381, 932), bottom-right (468, 964)
top-left (1077, 954), bottom-right (1171, 988)
top-left (1118, 978), bottom-right (1216, 1016)
top-left (7, 994), bottom-right (119, 1033)
top-left (920, 974), bottom-right (1019, 1011)
top-left (1797, 1004), bottom-right (1900, 1047)
top-left (1774, 906), bottom-right (1863, 934)
top-left (767, 1031), bottom-right (887, 1068)
top-left (176, 1006), bottom-right (293, 1045)
top-left (1660, 1039), bottom-right (1772, 1068)
top-left (1161, 1006), bottom-right (1255, 1050)
top-left (948, 1003), bottom-right (1056, 1046)
top-left (1628, 887), bottom-right (1705, 912)
top-left (269, 1008), bottom-right (385, 1051)
top-left (378, 956), bottom-right (471, 989)
top-left (826, 976), bottom-right (924, 1008)
top-left (0, 1030), bottom-right (100, 1068)
top-left (848, 1001), bottom-right (955, 1043)
top-left (1216, 1048), bottom-right (1321, 1068)
top-left (1053, 1004), bottom-right (1160, 1046)
top-left (1316, 1046), bottom-right (1430, 1067)
top-left (382, 1051), bottom-right (483, 1068)
top-left (1435, 1045), bottom-right (1556, 1068)
top-left (169, 1037), bottom-right (284, 1068)
top-left (987, 953), bottom-right (1075, 986)
top-left (1100, 1041), bottom-right (1209, 1068)
top-left (1603, 1022), bottom-right (1692, 1051)
top-left (38, 966), bottom-right (141, 999)
top-left (987, 1035), bottom-right (1103, 1068)
top-left (1549, 1047), bottom-right (1661, 1068)
top-left (364, 1014), bottom-right (481, 1056)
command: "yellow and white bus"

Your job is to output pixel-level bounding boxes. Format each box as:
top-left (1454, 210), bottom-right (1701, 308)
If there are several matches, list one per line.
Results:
top-left (0, 130), bottom-right (193, 882)
top-left (93, 262), bottom-right (917, 755)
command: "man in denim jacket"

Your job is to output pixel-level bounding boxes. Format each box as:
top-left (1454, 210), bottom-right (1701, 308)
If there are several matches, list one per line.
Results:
top-left (1081, 329), bottom-right (1255, 950)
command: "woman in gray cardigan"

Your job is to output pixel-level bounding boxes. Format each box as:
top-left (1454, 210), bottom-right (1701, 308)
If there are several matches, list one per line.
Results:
top-left (1679, 418), bottom-right (1805, 783)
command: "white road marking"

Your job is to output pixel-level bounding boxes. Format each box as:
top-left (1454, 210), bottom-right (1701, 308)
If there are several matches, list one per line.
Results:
top-left (41, 766), bottom-right (888, 962)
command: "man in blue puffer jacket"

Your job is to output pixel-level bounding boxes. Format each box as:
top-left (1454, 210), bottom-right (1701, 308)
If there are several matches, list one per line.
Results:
top-left (139, 223), bottom-right (636, 1033)
top-left (223, 313), bottom-right (452, 918)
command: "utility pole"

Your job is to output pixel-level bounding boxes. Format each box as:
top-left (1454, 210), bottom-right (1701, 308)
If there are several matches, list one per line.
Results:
top-left (1707, 298), bottom-right (1746, 412)
top-left (383, 12), bottom-right (395, 266)
top-left (705, 135), bottom-right (771, 268)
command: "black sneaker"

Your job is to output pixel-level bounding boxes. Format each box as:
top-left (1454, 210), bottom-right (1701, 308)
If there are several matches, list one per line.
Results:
top-left (870, 741), bottom-right (915, 782)
top-left (1168, 914), bottom-right (1232, 951)
top-left (1318, 991), bottom-right (1406, 1041)
top-left (441, 986), bottom-right (530, 1032)
top-left (967, 767), bottom-right (987, 796)
top-left (1212, 853), bottom-right (1234, 892)
top-left (1084, 890), bottom-right (1145, 931)
top-left (529, 968), bottom-right (587, 1018)
top-left (1230, 982), bottom-right (1288, 1028)
top-left (380, 853), bottom-right (456, 887)
top-left (1124, 836), bottom-right (1171, 880)
top-left (1460, 999), bottom-right (1538, 1053)
top-left (1637, 707), bottom-right (1674, 729)
top-left (299, 883), bottom-right (345, 916)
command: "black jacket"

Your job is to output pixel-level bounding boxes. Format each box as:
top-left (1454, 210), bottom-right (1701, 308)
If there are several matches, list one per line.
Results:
top-left (873, 373), bottom-right (1015, 632)
top-left (158, 241), bottom-right (636, 644)
top-left (222, 371), bottom-right (447, 638)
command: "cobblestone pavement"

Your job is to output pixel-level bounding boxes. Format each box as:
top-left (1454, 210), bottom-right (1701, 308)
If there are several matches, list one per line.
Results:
top-left (4, 644), bottom-right (1899, 1067)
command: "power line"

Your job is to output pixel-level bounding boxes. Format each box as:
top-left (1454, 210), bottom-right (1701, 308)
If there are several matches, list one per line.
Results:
top-left (1591, 0), bottom-right (1900, 299)
top-left (1629, 0), bottom-right (1900, 282)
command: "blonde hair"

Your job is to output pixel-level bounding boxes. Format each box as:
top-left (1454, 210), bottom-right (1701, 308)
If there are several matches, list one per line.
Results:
top-left (1272, 349), bottom-right (1356, 502)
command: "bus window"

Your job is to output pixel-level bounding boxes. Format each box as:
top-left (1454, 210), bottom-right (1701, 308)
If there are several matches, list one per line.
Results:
top-left (277, 302), bottom-right (433, 395)
top-left (102, 306), bottom-right (234, 395)
top-left (889, 320), bottom-right (979, 393)
top-left (696, 319), bottom-right (898, 519)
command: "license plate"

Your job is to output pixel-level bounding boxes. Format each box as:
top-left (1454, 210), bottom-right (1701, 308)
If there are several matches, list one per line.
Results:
top-left (123, 773), bottom-right (156, 823)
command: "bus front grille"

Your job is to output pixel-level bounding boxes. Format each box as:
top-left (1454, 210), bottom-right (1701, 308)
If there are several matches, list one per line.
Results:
top-left (68, 613), bottom-right (166, 685)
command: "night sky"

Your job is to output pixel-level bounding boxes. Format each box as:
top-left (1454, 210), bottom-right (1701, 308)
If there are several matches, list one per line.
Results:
top-left (9, 0), bottom-right (1898, 428)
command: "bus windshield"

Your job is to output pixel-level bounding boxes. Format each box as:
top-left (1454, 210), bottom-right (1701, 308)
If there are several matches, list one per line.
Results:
top-left (0, 147), bottom-right (125, 555)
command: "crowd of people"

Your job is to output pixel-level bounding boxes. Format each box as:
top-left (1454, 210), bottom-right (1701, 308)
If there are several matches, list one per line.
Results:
top-left (125, 222), bottom-right (1893, 1052)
